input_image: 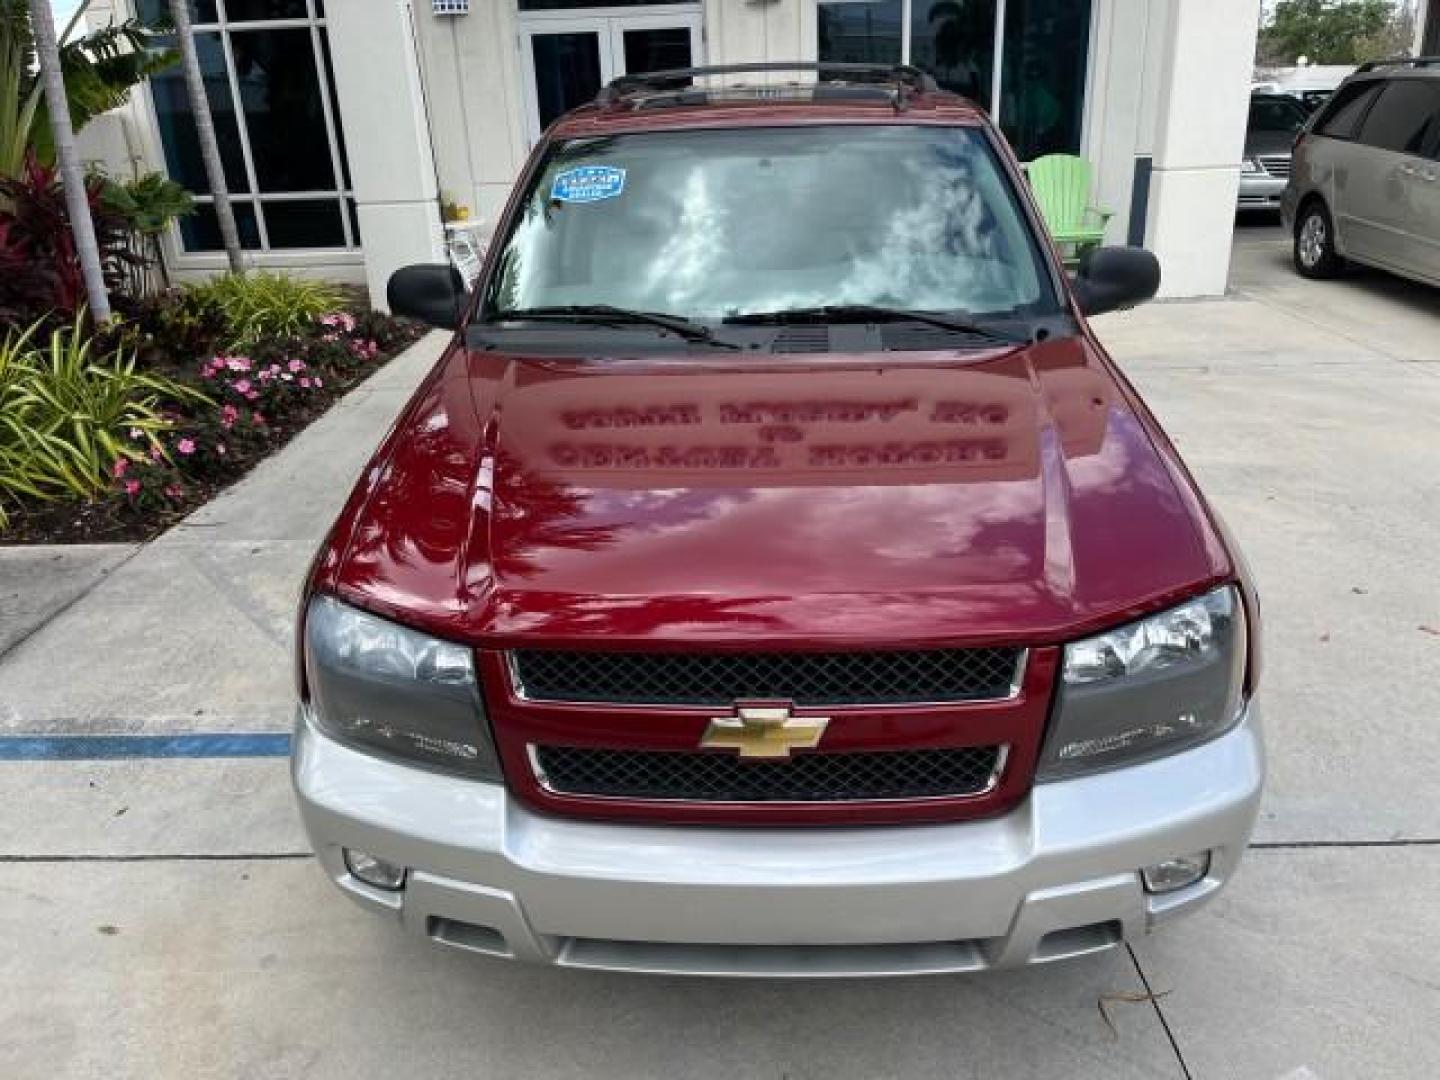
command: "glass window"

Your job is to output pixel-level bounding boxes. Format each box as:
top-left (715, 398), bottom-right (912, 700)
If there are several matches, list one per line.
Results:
top-left (531, 33), bottom-right (605, 134)
top-left (1248, 96), bottom-right (1309, 134)
top-left (519, 0), bottom-right (687, 7)
top-left (137, 0), bottom-right (218, 22)
top-left (816, 0), bottom-right (1092, 159)
top-left (910, 0), bottom-right (996, 107)
top-left (1000, 0), bottom-right (1091, 159)
top-left (180, 201), bottom-right (261, 252)
top-left (487, 126), bottom-right (1056, 322)
top-left (147, 32), bottom-right (249, 194)
top-left (225, 0), bottom-right (310, 19)
top-left (1317, 81), bottom-right (1383, 139)
top-left (263, 200), bottom-right (346, 248)
top-left (621, 27), bottom-right (693, 75)
top-left (817, 0), bottom-right (903, 65)
top-left (1358, 80), bottom-right (1440, 154)
top-left (144, 1), bottom-right (355, 253)
top-left (230, 28), bottom-right (337, 191)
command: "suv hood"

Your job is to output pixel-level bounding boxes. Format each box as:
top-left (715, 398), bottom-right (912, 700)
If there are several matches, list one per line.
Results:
top-left (324, 337), bottom-right (1230, 648)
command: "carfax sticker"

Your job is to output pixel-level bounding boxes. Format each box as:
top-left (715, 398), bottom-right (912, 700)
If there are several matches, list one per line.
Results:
top-left (551, 165), bottom-right (626, 203)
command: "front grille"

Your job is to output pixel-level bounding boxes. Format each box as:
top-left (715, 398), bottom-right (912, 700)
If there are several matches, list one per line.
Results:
top-left (510, 648), bottom-right (1023, 706)
top-left (1259, 155), bottom-right (1291, 178)
top-left (534, 744), bottom-right (1004, 802)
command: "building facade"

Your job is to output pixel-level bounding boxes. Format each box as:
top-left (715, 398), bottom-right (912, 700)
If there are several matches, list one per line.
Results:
top-left (83, 0), bottom-right (1266, 302)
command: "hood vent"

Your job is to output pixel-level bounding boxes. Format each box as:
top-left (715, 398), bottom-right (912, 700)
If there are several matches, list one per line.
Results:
top-left (881, 324), bottom-right (996, 351)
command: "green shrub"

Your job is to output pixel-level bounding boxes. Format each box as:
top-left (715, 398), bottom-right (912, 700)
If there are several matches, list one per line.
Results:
top-left (0, 316), bottom-right (207, 526)
top-left (190, 271), bottom-right (345, 348)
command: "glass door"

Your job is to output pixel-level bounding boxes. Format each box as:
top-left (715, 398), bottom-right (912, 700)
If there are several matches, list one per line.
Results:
top-left (519, 19), bottom-right (615, 142)
top-left (612, 14), bottom-right (701, 80)
top-left (519, 7), bottom-right (703, 144)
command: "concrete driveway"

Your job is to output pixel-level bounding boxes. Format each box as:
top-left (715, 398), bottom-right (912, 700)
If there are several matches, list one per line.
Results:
top-left (3, 223), bottom-right (1438, 1079)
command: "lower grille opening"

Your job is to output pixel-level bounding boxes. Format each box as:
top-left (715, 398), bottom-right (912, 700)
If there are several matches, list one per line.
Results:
top-left (428, 916), bottom-right (510, 957)
top-left (1033, 920), bottom-right (1122, 962)
top-left (534, 744), bottom-right (1004, 803)
top-left (558, 937), bottom-right (991, 977)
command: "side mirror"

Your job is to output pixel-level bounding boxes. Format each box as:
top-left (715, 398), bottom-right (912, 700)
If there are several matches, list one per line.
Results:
top-left (1071, 247), bottom-right (1161, 317)
top-left (386, 264), bottom-right (467, 328)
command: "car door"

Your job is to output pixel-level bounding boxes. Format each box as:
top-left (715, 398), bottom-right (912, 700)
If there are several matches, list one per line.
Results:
top-left (1309, 80), bottom-right (1386, 259)
top-left (1347, 78), bottom-right (1440, 278)
top-left (1405, 97), bottom-right (1440, 283)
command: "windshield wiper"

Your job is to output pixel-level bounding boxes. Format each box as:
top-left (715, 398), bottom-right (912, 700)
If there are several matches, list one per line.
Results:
top-left (491, 305), bottom-right (739, 348)
top-left (724, 304), bottom-right (1023, 343)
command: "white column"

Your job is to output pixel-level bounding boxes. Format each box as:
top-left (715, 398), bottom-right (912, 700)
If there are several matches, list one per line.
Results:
top-left (1143, 0), bottom-right (1262, 297)
top-left (324, 0), bottom-right (446, 310)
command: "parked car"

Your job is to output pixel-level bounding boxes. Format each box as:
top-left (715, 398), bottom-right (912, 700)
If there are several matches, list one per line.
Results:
top-left (1239, 93), bottom-right (1311, 211)
top-left (1284, 58), bottom-right (1440, 286)
top-left (292, 62), bottom-right (1264, 977)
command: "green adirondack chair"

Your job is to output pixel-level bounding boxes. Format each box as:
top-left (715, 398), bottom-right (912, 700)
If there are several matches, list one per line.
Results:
top-left (1027, 155), bottom-right (1113, 265)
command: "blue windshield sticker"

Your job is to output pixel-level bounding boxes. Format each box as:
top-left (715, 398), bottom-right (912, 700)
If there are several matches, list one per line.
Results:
top-left (551, 166), bottom-right (626, 204)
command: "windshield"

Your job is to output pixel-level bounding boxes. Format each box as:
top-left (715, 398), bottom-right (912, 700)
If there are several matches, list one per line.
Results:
top-left (1249, 97), bottom-right (1308, 133)
top-left (485, 125), bottom-right (1057, 322)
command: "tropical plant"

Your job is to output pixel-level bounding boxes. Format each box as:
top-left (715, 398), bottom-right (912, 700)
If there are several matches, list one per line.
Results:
top-left (190, 271), bottom-right (347, 348)
top-left (99, 172), bottom-right (194, 237)
top-left (28, 0), bottom-right (110, 321)
top-left (0, 315), bottom-right (207, 526)
top-left (1, 1), bottom-right (176, 181)
top-left (98, 170), bottom-right (195, 296)
top-left (0, 155), bottom-right (138, 327)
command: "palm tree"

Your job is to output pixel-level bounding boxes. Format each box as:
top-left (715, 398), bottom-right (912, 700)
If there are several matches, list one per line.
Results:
top-left (26, 0), bottom-right (109, 321)
top-left (2, 1), bottom-right (176, 182)
top-left (168, 0), bottom-right (243, 274)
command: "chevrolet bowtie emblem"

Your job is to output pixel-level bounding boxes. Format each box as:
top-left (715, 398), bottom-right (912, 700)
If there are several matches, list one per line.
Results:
top-left (700, 704), bottom-right (829, 759)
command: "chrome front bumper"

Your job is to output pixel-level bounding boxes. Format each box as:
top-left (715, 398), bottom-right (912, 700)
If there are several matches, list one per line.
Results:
top-left (1238, 174), bottom-right (1287, 210)
top-left (292, 705), bottom-right (1264, 977)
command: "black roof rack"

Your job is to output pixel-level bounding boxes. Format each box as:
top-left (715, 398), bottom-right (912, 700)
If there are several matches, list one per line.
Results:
top-left (594, 62), bottom-right (940, 108)
top-left (1355, 55), bottom-right (1440, 73)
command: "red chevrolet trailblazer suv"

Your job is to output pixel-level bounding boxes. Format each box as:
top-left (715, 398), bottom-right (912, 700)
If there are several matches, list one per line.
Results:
top-left (292, 63), bottom-right (1264, 977)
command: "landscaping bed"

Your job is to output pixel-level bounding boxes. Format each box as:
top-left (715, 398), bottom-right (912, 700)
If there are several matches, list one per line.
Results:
top-left (1, 278), bottom-right (426, 545)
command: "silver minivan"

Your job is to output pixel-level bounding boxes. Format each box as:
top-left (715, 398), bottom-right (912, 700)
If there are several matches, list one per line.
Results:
top-left (1282, 58), bottom-right (1440, 286)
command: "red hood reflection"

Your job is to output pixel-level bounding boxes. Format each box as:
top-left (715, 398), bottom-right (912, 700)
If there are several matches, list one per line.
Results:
top-left (318, 337), bottom-right (1231, 648)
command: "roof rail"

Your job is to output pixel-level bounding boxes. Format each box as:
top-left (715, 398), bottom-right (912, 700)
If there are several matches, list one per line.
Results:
top-left (594, 62), bottom-right (940, 107)
top-left (1355, 55), bottom-right (1440, 73)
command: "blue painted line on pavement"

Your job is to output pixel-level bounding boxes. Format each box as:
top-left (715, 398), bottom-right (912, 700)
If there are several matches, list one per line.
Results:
top-left (0, 733), bottom-right (292, 761)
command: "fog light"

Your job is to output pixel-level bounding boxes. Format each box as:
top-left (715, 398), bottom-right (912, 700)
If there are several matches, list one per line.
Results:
top-left (344, 848), bottom-right (406, 890)
top-left (1141, 852), bottom-right (1210, 894)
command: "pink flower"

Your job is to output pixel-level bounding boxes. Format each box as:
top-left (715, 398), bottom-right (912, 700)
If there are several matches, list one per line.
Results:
top-left (288, 358), bottom-right (305, 373)
top-left (112, 458), bottom-right (129, 479)
top-left (150, 445), bottom-right (164, 461)
top-left (176, 438), bottom-right (196, 456)
top-left (220, 404), bottom-right (239, 429)
top-left (234, 379), bottom-right (252, 395)
top-left (252, 411), bottom-right (266, 425)
top-left (245, 390), bottom-right (259, 401)
top-left (128, 428), bottom-right (144, 440)
top-left (123, 480), bottom-right (141, 496)
top-left (226, 357), bottom-right (252, 372)
top-left (165, 485), bottom-right (183, 499)
top-left (314, 376), bottom-right (324, 388)
top-left (299, 377), bottom-right (312, 389)
top-left (280, 372), bottom-right (293, 382)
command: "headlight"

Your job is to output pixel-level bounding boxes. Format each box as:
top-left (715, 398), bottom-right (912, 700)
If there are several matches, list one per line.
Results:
top-left (303, 595), bottom-right (501, 779)
top-left (1241, 157), bottom-right (1264, 175)
top-left (1037, 586), bottom-right (1247, 780)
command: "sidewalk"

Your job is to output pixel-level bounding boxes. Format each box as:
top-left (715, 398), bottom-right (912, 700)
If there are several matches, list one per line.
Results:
top-left (2, 231), bottom-right (1439, 1078)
